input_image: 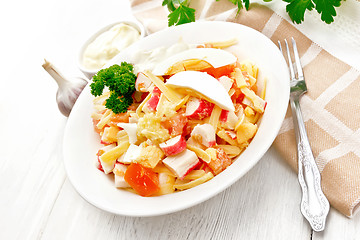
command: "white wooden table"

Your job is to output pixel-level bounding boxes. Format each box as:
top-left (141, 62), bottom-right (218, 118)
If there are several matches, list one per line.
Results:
top-left (1, 0), bottom-right (359, 239)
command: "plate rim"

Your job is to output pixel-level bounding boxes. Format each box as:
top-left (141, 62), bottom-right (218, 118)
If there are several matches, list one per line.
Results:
top-left (63, 20), bottom-right (290, 217)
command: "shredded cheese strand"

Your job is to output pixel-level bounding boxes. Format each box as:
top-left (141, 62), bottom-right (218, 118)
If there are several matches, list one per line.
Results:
top-left (208, 106), bottom-right (222, 130)
top-left (174, 172), bottom-right (214, 190)
top-left (144, 70), bottom-right (182, 103)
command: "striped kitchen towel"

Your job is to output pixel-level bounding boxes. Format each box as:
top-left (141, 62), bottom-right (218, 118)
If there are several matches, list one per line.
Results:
top-left (130, 0), bottom-right (360, 217)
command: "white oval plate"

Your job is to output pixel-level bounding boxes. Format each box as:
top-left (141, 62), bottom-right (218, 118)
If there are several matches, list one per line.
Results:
top-left (63, 21), bottom-right (289, 217)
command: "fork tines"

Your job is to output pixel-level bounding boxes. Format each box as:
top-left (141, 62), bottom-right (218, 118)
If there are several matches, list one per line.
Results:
top-left (278, 38), bottom-right (304, 82)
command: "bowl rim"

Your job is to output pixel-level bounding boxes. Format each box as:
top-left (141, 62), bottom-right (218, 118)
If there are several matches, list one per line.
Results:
top-left (77, 19), bottom-right (146, 79)
top-left (65, 21), bottom-right (290, 217)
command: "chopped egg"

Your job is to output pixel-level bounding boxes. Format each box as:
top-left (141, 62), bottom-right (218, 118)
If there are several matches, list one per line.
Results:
top-left (118, 144), bottom-right (142, 164)
top-left (117, 123), bottom-right (138, 144)
top-left (166, 71), bottom-right (235, 111)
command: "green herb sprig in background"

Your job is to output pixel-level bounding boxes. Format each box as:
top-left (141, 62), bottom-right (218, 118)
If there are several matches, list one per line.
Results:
top-left (162, 0), bottom-right (342, 26)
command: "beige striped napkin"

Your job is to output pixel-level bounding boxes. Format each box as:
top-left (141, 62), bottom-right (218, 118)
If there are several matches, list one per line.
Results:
top-left (130, 0), bottom-right (360, 217)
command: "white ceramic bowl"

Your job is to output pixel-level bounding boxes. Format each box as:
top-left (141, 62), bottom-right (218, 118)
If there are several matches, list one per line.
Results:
top-left (64, 21), bottom-right (290, 217)
top-left (78, 19), bottom-right (146, 79)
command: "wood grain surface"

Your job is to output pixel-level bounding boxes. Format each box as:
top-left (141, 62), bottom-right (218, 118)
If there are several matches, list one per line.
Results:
top-left (1, 0), bottom-right (359, 239)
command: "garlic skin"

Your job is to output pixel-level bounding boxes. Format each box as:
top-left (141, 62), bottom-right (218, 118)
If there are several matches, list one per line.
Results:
top-left (42, 59), bottom-right (88, 117)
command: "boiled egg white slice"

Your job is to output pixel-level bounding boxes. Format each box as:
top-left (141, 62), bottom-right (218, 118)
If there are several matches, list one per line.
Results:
top-left (152, 48), bottom-right (237, 76)
top-left (165, 71), bottom-right (235, 111)
top-left (117, 123), bottom-right (138, 144)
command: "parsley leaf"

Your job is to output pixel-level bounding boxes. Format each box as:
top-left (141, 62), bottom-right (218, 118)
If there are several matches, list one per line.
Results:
top-left (167, 4), bottom-right (196, 26)
top-left (243, 0), bottom-right (250, 10)
top-left (284, 0), bottom-right (341, 24)
top-left (284, 0), bottom-right (314, 24)
top-left (227, 0), bottom-right (250, 11)
top-left (312, 0), bottom-right (342, 24)
top-left (162, 0), bottom-right (178, 12)
top-left (162, 0), bottom-right (343, 33)
top-left (90, 62), bottom-right (136, 114)
top-left (162, 0), bottom-right (189, 12)
top-left (105, 94), bottom-right (134, 114)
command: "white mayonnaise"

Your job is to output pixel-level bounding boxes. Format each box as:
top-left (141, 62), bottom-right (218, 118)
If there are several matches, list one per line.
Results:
top-left (131, 41), bottom-right (192, 74)
top-left (82, 23), bottom-right (141, 70)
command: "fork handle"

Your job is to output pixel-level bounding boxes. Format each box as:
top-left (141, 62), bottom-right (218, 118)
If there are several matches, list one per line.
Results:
top-left (290, 98), bottom-right (330, 232)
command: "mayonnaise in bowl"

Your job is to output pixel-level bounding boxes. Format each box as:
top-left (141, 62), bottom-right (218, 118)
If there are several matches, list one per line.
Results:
top-left (78, 20), bottom-right (146, 78)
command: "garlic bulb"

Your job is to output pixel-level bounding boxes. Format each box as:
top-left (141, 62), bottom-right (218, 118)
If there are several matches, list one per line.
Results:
top-left (42, 59), bottom-right (88, 117)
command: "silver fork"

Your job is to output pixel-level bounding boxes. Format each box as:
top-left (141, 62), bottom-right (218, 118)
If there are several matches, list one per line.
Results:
top-left (278, 38), bottom-right (330, 232)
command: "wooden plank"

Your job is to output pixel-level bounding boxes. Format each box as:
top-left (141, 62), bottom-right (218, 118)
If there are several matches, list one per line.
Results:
top-left (313, 209), bottom-right (360, 240)
top-left (0, 116), bottom-right (67, 240)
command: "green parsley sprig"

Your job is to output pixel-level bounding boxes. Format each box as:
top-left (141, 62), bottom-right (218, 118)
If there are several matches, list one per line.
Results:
top-left (90, 62), bottom-right (136, 114)
top-left (162, 0), bottom-right (342, 26)
top-left (162, 0), bottom-right (195, 26)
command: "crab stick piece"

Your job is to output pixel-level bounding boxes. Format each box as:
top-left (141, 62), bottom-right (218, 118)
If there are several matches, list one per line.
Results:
top-left (162, 149), bottom-right (200, 179)
top-left (135, 72), bottom-right (154, 92)
top-left (159, 135), bottom-right (187, 156)
top-left (219, 110), bottom-right (239, 130)
top-left (185, 97), bottom-right (214, 119)
top-left (190, 123), bottom-right (216, 148)
top-left (143, 87), bottom-right (162, 113)
top-left (113, 163), bottom-right (130, 188)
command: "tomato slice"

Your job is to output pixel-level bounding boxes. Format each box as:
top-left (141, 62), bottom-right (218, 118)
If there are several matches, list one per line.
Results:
top-left (201, 64), bottom-right (235, 78)
top-left (124, 163), bottom-right (160, 197)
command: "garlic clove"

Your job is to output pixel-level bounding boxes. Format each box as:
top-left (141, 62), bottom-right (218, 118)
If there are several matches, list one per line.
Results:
top-left (42, 59), bottom-right (88, 117)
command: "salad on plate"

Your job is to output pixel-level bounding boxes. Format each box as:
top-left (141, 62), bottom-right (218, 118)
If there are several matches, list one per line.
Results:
top-left (90, 39), bottom-right (267, 197)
